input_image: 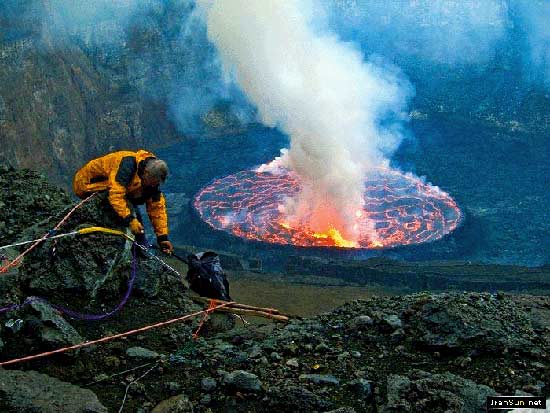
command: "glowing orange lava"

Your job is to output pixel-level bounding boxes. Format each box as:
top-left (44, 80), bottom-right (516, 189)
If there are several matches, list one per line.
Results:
top-left (194, 166), bottom-right (462, 249)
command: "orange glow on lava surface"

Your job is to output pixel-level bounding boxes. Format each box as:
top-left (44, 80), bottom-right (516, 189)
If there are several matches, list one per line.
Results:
top-left (194, 166), bottom-right (462, 249)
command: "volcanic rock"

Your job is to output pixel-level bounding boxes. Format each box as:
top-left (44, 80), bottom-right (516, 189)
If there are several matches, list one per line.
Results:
top-left (300, 373), bottom-right (340, 386)
top-left (0, 168), bottom-right (71, 246)
top-left (0, 368), bottom-right (107, 412)
top-left (248, 345), bottom-right (262, 358)
top-left (381, 370), bottom-right (498, 412)
top-left (151, 394), bottom-right (194, 413)
top-left (264, 385), bottom-right (332, 411)
top-left (347, 378), bottom-right (373, 398)
top-left (126, 346), bottom-right (161, 360)
top-left (346, 315), bottom-right (374, 330)
top-left (25, 299), bottom-right (83, 347)
top-left (221, 370), bottom-right (262, 392)
top-left (201, 377), bottom-right (217, 392)
top-left (404, 293), bottom-right (536, 353)
top-left (1, 168), bottom-right (549, 412)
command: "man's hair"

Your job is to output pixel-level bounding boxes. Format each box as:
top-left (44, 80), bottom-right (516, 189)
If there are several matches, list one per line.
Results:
top-left (145, 159), bottom-right (169, 182)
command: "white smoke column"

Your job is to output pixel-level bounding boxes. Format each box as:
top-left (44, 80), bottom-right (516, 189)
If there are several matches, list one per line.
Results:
top-left (199, 0), bottom-right (411, 241)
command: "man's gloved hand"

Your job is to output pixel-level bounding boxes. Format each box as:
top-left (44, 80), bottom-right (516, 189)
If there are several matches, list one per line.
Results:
top-left (129, 218), bottom-right (144, 235)
top-left (159, 240), bottom-right (174, 255)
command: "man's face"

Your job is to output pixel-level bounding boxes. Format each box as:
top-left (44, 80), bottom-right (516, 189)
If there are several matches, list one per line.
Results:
top-left (142, 171), bottom-right (161, 188)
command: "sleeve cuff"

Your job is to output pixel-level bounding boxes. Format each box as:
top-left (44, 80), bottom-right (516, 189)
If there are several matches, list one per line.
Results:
top-left (157, 234), bottom-right (169, 243)
top-left (122, 214), bottom-right (135, 226)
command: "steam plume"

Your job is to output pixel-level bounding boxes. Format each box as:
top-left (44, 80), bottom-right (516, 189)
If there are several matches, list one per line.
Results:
top-left (199, 0), bottom-right (412, 241)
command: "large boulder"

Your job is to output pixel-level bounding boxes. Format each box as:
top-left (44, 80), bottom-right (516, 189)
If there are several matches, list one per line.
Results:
top-left (17, 193), bottom-right (131, 298)
top-left (24, 299), bottom-right (83, 347)
top-left (17, 192), bottom-right (174, 302)
top-left (0, 368), bottom-right (107, 412)
top-left (381, 370), bottom-right (497, 412)
top-left (402, 293), bottom-right (537, 354)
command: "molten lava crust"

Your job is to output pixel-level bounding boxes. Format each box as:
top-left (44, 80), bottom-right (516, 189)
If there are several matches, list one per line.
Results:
top-left (194, 167), bottom-right (461, 249)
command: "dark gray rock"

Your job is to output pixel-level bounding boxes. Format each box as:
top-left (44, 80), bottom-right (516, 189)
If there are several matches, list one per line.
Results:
top-left (27, 299), bottom-right (82, 347)
top-left (165, 381), bottom-right (182, 394)
top-left (0, 95), bottom-right (6, 121)
top-left (151, 394), bottom-right (194, 413)
top-left (404, 293), bottom-right (537, 353)
top-left (265, 385), bottom-right (332, 411)
top-left (270, 351), bottom-right (282, 361)
top-left (222, 370), bottom-right (262, 392)
top-left (0, 368), bottom-right (107, 412)
top-left (0, 169), bottom-right (71, 246)
top-left (347, 378), bottom-right (373, 398)
top-left (200, 394), bottom-right (211, 405)
top-left (382, 370), bottom-right (498, 412)
top-left (248, 345), bottom-right (262, 358)
top-left (201, 377), bottom-right (217, 392)
top-left (18, 194), bottom-right (132, 299)
top-left (203, 313), bottom-right (236, 335)
top-left (126, 346), bottom-right (160, 360)
top-left (299, 374), bottom-right (340, 386)
top-left (346, 315), bottom-right (374, 330)
top-left (383, 314), bottom-right (403, 329)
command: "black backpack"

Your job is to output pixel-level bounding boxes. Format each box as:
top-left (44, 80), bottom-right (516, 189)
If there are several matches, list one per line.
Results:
top-left (186, 252), bottom-right (231, 301)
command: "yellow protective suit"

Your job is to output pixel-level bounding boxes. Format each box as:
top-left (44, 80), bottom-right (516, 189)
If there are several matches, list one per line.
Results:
top-left (73, 149), bottom-right (169, 239)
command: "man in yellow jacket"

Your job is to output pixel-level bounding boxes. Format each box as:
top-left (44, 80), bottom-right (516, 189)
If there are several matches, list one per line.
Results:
top-left (73, 149), bottom-right (174, 254)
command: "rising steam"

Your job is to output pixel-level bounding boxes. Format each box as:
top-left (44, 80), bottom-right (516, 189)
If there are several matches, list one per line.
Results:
top-left (199, 0), bottom-right (412, 241)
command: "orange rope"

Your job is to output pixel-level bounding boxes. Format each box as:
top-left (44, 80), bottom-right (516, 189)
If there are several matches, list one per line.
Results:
top-left (192, 299), bottom-right (225, 340)
top-left (0, 300), bottom-right (233, 367)
top-left (0, 193), bottom-right (97, 274)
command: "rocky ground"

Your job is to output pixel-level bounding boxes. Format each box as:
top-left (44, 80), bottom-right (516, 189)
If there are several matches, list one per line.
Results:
top-left (0, 167), bottom-right (548, 412)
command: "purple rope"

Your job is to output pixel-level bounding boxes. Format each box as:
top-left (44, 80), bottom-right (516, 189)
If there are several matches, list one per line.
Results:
top-left (0, 298), bottom-right (34, 314)
top-left (0, 243), bottom-right (138, 321)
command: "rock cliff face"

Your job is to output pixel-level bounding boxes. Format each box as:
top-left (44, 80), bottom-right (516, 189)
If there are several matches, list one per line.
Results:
top-left (0, 1), bottom-right (180, 187)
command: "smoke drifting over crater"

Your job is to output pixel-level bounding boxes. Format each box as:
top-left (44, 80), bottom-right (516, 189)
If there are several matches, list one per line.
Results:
top-left (199, 0), bottom-right (412, 240)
